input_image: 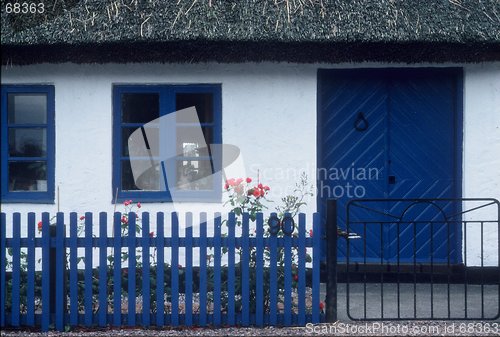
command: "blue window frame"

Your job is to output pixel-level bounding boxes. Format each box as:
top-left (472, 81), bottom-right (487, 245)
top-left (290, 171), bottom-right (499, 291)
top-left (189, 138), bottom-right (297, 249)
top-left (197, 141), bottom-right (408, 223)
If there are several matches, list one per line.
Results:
top-left (1, 85), bottom-right (55, 203)
top-left (113, 84), bottom-right (222, 202)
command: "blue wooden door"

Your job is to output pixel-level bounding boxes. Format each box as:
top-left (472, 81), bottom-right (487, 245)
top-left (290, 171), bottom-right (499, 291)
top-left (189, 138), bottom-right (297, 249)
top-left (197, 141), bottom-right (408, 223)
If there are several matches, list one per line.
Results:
top-left (318, 68), bottom-right (462, 263)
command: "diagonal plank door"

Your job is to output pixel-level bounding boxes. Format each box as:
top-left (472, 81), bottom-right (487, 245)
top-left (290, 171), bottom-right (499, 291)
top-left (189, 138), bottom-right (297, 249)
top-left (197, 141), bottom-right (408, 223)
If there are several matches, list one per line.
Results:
top-left (318, 68), bottom-right (462, 263)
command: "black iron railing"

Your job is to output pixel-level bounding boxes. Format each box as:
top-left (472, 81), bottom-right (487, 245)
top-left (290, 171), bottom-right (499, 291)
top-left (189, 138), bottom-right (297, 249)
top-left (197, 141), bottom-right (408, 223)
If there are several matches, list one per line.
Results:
top-left (329, 198), bottom-right (500, 321)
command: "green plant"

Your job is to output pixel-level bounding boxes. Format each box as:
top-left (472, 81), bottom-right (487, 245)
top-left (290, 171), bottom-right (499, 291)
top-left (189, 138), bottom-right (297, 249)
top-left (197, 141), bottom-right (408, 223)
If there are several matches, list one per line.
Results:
top-left (219, 172), bottom-right (314, 313)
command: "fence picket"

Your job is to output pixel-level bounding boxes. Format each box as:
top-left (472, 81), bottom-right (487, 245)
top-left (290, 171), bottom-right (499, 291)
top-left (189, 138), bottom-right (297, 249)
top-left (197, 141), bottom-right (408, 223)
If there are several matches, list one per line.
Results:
top-left (155, 212), bottom-right (165, 326)
top-left (11, 213), bottom-right (21, 327)
top-left (55, 213), bottom-right (65, 331)
top-left (213, 213), bottom-right (222, 326)
top-left (142, 212), bottom-right (151, 327)
top-left (227, 212), bottom-right (236, 325)
top-left (185, 213), bottom-right (193, 326)
top-left (26, 213), bottom-right (36, 326)
top-left (84, 213), bottom-right (93, 326)
top-left (112, 212), bottom-right (122, 326)
top-left (298, 213), bottom-right (306, 325)
top-left (312, 213), bottom-right (320, 323)
top-left (98, 213), bottom-right (108, 327)
top-left (41, 212), bottom-right (51, 331)
top-left (283, 212), bottom-right (292, 326)
top-left (171, 213), bottom-right (179, 326)
top-left (255, 213), bottom-right (264, 327)
top-left (0, 213), bottom-right (5, 328)
top-left (269, 213), bottom-right (278, 326)
top-left (199, 213), bottom-right (207, 326)
top-left (127, 212), bottom-right (137, 326)
top-left (241, 213), bottom-right (250, 326)
top-left (68, 213), bottom-right (78, 326)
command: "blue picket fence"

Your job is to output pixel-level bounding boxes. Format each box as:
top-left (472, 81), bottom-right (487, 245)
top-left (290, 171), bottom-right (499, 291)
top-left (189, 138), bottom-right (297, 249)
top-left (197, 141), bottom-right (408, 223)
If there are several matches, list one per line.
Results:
top-left (0, 211), bottom-right (323, 331)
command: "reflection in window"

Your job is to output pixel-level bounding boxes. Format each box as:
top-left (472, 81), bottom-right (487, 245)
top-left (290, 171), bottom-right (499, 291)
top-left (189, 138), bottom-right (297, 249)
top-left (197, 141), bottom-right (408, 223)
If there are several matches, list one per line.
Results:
top-left (114, 85), bottom-right (221, 201)
top-left (1, 86), bottom-right (54, 201)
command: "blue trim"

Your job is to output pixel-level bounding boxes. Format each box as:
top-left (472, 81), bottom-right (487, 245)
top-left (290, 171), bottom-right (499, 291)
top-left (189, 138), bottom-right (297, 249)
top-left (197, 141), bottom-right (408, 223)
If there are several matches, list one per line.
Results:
top-left (1, 85), bottom-right (55, 203)
top-left (112, 84), bottom-right (222, 203)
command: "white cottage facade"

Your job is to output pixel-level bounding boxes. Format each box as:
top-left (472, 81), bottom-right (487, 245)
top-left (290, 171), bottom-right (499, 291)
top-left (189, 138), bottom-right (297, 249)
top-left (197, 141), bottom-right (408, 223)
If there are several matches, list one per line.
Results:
top-left (2, 0), bottom-right (500, 267)
top-left (1, 61), bottom-right (499, 265)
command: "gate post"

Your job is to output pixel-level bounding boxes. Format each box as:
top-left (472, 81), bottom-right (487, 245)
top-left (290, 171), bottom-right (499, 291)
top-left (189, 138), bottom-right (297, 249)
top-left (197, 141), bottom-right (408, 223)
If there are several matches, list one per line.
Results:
top-left (325, 199), bottom-right (337, 322)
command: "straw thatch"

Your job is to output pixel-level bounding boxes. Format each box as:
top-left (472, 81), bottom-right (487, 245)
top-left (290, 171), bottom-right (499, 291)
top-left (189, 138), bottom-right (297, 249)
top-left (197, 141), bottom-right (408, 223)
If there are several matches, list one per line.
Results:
top-left (2, 0), bottom-right (499, 64)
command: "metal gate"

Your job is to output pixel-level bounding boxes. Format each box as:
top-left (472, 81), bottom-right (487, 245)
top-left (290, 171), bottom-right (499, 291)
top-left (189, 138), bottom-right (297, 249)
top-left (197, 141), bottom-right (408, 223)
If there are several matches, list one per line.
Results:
top-left (325, 198), bottom-right (500, 321)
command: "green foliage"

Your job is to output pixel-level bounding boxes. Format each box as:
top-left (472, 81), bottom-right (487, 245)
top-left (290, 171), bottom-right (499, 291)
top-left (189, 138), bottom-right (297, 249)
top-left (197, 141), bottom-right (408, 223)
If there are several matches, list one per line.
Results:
top-left (219, 172), bottom-right (314, 313)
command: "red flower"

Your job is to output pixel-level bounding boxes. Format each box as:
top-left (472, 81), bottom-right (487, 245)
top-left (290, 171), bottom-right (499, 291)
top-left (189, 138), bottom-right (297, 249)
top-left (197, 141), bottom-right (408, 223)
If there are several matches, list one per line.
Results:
top-left (149, 231), bottom-right (154, 237)
top-left (37, 221), bottom-right (43, 232)
top-left (319, 302), bottom-right (325, 311)
top-left (293, 274), bottom-right (299, 281)
top-left (137, 202), bottom-right (141, 208)
top-left (309, 229), bottom-right (313, 237)
top-left (263, 185), bottom-right (270, 191)
top-left (224, 183), bottom-right (229, 190)
top-left (79, 215), bottom-right (85, 221)
top-left (253, 189), bottom-right (261, 198)
top-left (246, 177), bottom-right (252, 183)
top-left (121, 216), bottom-right (128, 224)
top-left (258, 183), bottom-right (263, 189)
top-left (124, 200), bottom-right (131, 206)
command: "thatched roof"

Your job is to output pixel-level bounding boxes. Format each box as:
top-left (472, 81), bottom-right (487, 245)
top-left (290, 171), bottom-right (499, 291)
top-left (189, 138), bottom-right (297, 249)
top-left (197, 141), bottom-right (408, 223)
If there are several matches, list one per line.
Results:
top-left (2, 0), bottom-right (500, 64)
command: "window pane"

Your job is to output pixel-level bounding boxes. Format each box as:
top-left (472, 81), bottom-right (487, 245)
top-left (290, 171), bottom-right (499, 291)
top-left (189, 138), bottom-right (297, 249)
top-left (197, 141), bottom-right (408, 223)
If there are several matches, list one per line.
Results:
top-left (122, 160), bottom-right (161, 191)
top-left (176, 93), bottom-right (213, 123)
top-left (122, 126), bottom-right (159, 157)
top-left (8, 161), bottom-right (47, 191)
top-left (8, 94), bottom-right (47, 124)
top-left (9, 128), bottom-right (46, 157)
top-left (176, 159), bottom-right (214, 190)
top-left (121, 93), bottom-right (159, 124)
top-left (176, 127), bottom-right (213, 157)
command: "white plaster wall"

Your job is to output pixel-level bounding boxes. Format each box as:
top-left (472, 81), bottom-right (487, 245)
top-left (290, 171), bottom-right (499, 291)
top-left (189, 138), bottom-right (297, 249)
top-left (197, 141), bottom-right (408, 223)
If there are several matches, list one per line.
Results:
top-left (1, 62), bottom-right (499, 265)
top-left (462, 64), bottom-right (500, 266)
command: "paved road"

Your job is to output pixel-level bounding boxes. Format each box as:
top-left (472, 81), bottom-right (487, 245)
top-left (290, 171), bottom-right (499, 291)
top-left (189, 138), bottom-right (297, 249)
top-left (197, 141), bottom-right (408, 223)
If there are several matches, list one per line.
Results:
top-left (321, 283), bottom-right (500, 321)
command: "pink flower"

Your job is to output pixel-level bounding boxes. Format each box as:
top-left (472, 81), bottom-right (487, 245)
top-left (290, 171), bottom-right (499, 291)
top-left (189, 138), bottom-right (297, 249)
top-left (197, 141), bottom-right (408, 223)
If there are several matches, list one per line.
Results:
top-left (263, 185), bottom-right (270, 191)
top-left (79, 215), bottom-right (85, 221)
top-left (137, 202), bottom-right (141, 208)
top-left (309, 229), bottom-right (313, 237)
top-left (124, 200), bottom-right (131, 206)
top-left (121, 216), bottom-right (128, 224)
top-left (235, 185), bottom-right (244, 194)
top-left (246, 177), bottom-right (252, 183)
top-left (253, 189), bottom-right (261, 198)
top-left (227, 178), bottom-right (236, 187)
top-left (224, 183), bottom-right (229, 190)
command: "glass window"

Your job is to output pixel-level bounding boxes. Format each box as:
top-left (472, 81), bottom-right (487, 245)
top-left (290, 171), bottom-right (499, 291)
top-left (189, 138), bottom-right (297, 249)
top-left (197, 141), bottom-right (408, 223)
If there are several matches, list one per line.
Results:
top-left (1, 86), bottom-right (55, 202)
top-left (113, 85), bottom-right (221, 202)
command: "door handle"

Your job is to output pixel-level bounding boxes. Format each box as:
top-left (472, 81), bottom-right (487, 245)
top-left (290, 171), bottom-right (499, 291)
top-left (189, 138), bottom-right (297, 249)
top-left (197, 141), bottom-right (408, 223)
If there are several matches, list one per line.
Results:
top-left (388, 175), bottom-right (396, 184)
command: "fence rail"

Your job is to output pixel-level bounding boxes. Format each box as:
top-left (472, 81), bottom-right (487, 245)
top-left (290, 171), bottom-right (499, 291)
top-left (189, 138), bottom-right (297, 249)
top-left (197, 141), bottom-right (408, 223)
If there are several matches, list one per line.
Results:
top-left (0, 211), bottom-right (323, 331)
